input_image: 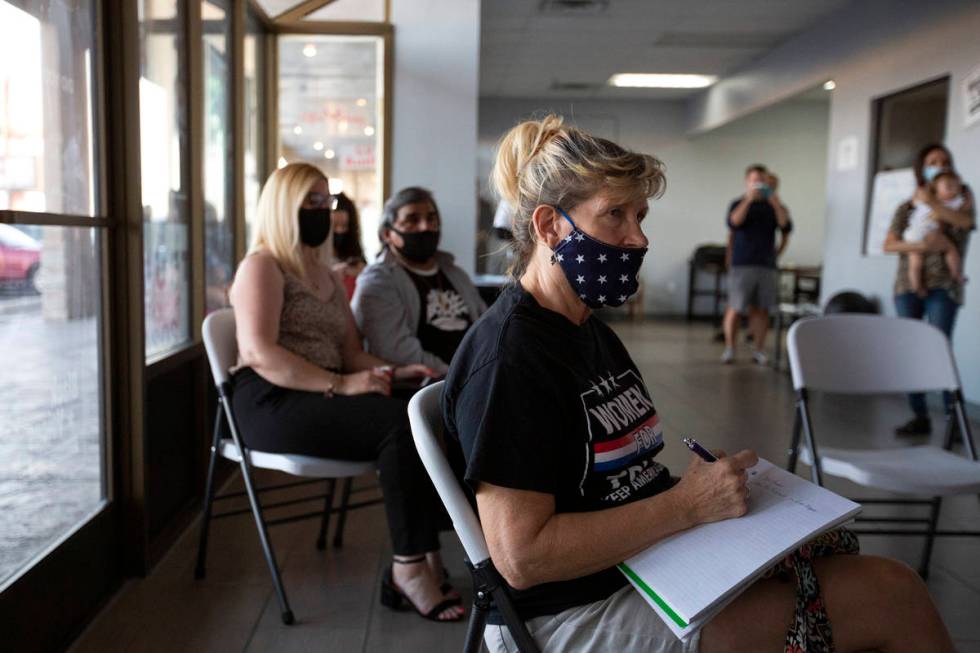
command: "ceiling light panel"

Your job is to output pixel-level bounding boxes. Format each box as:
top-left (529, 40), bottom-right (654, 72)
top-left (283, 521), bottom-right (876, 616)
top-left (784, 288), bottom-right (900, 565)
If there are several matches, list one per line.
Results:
top-left (608, 73), bottom-right (718, 89)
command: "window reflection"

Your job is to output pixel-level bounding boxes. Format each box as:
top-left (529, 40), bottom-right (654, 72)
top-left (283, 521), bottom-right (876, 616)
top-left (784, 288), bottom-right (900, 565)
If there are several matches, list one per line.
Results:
top-left (243, 9), bottom-right (266, 247)
top-left (203, 0), bottom-right (232, 313)
top-left (278, 35), bottom-right (384, 257)
top-left (0, 0), bottom-right (99, 216)
top-left (0, 225), bottom-right (103, 589)
top-left (140, 0), bottom-right (191, 358)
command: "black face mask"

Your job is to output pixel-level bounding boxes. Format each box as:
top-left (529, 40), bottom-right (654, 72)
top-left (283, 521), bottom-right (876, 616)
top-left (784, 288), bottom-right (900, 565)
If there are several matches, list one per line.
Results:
top-left (390, 227), bottom-right (439, 263)
top-left (332, 231), bottom-right (351, 252)
top-left (298, 207), bottom-right (331, 247)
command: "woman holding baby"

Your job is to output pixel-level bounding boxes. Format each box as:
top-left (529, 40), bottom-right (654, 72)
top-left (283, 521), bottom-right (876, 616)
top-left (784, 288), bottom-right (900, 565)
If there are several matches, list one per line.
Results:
top-left (883, 143), bottom-right (975, 437)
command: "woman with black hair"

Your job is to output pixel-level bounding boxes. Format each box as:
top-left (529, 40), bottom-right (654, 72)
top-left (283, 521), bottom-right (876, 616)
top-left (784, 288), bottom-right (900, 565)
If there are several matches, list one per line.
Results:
top-left (330, 192), bottom-right (367, 300)
top-left (351, 186), bottom-right (486, 375)
top-left (883, 143), bottom-right (975, 436)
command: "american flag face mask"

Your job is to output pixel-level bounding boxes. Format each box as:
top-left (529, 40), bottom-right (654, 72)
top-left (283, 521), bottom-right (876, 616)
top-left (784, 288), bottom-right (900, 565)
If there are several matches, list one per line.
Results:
top-left (551, 207), bottom-right (647, 309)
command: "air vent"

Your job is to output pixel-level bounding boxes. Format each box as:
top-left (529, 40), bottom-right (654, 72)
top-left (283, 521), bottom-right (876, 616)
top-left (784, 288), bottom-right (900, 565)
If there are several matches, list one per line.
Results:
top-left (653, 30), bottom-right (787, 49)
top-left (538, 0), bottom-right (609, 17)
top-left (551, 80), bottom-right (602, 92)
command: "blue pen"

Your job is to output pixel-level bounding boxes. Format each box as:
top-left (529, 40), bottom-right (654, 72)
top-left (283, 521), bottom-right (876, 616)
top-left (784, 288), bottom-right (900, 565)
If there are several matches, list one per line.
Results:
top-left (682, 437), bottom-right (718, 463)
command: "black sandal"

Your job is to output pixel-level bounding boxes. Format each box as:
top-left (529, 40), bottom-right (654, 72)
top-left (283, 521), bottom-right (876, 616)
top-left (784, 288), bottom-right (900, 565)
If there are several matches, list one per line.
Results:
top-left (380, 556), bottom-right (465, 622)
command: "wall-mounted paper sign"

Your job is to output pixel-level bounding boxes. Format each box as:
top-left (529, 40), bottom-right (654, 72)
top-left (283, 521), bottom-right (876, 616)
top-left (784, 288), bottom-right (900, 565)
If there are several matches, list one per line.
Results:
top-left (865, 167), bottom-right (916, 256)
top-left (836, 135), bottom-right (859, 171)
top-left (964, 64), bottom-right (980, 129)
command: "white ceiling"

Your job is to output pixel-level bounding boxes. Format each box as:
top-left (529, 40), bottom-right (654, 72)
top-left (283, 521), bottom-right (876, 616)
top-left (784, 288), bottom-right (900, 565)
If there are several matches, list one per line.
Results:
top-left (480, 0), bottom-right (854, 99)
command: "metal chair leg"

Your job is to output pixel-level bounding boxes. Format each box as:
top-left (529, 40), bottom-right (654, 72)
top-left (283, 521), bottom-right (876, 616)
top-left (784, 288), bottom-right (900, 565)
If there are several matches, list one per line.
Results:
top-left (315, 478), bottom-right (337, 551)
top-left (786, 405), bottom-right (803, 472)
top-left (333, 477), bottom-right (354, 549)
top-left (463, 599), bottom-right (490, 653)
top-left (194, 407), bottom-right (224, 580)
top-left (797, 391), bottom-right (823, 486)
top-left (221, 392), bottom-right (294, 625)
top-left (918, 497), bottom-right (942, 578)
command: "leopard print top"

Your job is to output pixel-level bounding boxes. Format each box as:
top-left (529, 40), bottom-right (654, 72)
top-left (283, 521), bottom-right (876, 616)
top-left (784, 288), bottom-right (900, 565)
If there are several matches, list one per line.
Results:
top-left (277, 271), bottom-right (348, 372)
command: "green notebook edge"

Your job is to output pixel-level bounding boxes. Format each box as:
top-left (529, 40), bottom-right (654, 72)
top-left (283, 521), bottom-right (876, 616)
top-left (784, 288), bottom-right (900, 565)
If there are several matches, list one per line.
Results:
top-left (617, 563), bottom-right (689, 629)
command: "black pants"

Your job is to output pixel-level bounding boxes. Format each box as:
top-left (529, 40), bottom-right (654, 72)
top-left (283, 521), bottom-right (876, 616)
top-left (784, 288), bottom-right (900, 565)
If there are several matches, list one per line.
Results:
top-left (231, 367), bottom-right (441, 556)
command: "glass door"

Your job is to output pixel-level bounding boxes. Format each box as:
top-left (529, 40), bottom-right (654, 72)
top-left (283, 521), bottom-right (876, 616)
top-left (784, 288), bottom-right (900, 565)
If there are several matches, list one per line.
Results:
top-left (0, 0), bottom-right (107, 594)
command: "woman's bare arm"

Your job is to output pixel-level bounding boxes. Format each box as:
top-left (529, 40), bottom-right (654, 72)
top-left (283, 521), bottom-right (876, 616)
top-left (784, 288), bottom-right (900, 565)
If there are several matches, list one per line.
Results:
top-left (476, 450), bottom-right (757, 590)
top-left (230, 254), bottom-right (342, 392)
top-left (882, 231), bottom-right (939, 254)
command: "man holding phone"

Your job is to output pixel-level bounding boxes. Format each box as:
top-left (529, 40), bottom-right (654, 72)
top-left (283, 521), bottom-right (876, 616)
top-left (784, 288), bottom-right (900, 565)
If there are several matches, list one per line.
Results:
top-left (721, 164), bottom-right (793, 365)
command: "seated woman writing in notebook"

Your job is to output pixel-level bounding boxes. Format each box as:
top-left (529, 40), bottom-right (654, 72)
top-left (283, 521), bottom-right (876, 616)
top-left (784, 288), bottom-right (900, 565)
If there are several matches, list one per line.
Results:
top-left (442, 115), bottom-right (953, 652)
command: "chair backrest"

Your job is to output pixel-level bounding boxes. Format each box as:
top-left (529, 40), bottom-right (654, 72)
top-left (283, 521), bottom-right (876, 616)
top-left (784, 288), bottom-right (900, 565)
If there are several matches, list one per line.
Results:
top-left (407, 381), bottom-right (491, 566)
top-left (788, 314), bottom-right (961, 394)
top-left (202, 308), bottom-right (238, 388)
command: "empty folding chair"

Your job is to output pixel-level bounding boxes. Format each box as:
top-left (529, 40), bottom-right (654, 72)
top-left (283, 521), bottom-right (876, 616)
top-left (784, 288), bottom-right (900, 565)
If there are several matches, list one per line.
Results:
top-left (786, 313), bottom-right (980, 577)
top-left (407, 382), bottom-right (540, 653)
top-left (197, 308), bottom-right (381, 624)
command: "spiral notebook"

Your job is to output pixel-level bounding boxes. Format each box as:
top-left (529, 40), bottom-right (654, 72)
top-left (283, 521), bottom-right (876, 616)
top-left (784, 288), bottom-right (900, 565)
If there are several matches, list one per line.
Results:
top-left (619, 458), bottom-right (861, 641)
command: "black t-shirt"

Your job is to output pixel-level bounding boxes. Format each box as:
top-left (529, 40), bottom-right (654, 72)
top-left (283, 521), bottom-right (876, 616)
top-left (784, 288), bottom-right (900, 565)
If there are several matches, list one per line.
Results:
top-left (405, 266), bottom-right (471, 365)
top-left (727, 198), bottom-right (793, 268)
top-left (442, 284), bottom-right (673, 622)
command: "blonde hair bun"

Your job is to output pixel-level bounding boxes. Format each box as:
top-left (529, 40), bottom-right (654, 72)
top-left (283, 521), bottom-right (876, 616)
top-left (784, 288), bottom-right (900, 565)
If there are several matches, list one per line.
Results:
top-left (490, 114), bottom-right (665, 277)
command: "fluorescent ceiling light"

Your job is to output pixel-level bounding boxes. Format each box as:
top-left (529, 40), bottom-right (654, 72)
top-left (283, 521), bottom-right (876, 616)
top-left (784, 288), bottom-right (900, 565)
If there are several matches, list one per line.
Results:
top-left (823, 80), bottom-right (836, 91)
top-left (608, 73), bottom-right (717, 89)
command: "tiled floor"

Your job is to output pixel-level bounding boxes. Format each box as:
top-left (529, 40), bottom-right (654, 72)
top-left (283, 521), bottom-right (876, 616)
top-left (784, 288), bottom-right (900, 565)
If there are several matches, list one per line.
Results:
top-left (69, 319), bottom-right (980, 652)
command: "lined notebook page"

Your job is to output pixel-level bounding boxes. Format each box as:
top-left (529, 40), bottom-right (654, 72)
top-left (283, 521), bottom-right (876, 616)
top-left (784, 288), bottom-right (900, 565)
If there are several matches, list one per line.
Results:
top-left (621, 458), bottom-right (861, 625)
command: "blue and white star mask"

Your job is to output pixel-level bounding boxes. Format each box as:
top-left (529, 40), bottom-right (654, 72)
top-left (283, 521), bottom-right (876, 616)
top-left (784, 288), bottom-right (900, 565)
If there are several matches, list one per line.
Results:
top-left (551, 207), bottom-right (648, 309)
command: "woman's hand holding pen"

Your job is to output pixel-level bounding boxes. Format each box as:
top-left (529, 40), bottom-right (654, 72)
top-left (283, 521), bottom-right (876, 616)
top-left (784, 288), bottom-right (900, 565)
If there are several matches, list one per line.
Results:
top-left (669, 448), bottom-right (759, 528)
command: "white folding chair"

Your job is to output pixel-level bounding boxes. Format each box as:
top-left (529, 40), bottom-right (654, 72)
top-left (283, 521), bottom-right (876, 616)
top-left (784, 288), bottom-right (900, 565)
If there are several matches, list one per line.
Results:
top-left (196, 308), bottom-right (380, 624)
top-left (407, 382), bottom-right (540, 653)
top-left (786, 314), bottom-right (980, 576)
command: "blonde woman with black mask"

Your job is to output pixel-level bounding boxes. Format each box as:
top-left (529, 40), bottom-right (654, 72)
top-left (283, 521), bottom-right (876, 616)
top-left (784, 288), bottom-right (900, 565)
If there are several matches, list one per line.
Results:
top-left (443, 117), bottom-right (952, 652)
top-left (229, 163), bottom-right (462, 622)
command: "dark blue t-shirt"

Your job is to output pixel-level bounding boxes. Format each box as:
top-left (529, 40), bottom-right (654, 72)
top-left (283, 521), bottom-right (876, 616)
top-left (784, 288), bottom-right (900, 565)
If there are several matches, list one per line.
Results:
top-left (727, 198), bottom-right (792, 268)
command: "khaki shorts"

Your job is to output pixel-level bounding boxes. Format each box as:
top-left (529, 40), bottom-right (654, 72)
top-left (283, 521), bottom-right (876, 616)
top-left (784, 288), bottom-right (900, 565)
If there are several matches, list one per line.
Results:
top-left (483, 586), bottom-right (701, 653)
top-left (728, 265), bottom-right (778, 311)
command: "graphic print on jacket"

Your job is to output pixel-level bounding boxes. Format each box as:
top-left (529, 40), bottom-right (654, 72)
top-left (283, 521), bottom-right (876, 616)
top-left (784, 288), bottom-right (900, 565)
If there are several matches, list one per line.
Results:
top-left (578, 368), bottom-right (670, 508)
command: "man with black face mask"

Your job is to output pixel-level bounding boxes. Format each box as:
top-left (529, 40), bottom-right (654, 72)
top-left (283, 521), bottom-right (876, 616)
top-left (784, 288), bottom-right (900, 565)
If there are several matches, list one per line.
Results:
top-left (352, 186), bottom-right (486, 377)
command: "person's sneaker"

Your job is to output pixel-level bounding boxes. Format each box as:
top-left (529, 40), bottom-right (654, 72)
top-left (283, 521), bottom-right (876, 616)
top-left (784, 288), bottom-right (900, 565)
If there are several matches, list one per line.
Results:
top-left (721, 348), bottom-right (734, 364)
top-left (751, 350), bottom-right (768, 366)
top-left (895, 417), bottom-right (931, 437)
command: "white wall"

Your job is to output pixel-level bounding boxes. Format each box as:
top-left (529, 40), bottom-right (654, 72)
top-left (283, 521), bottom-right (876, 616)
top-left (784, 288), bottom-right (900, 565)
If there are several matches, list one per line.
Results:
top-left (824, 5), bottom-right (980, 404)
top-left (390, 0), bottom-right (480, 274)
top-left (479, 97), bottom-right (830, 314)
top-left (688, 0), bottom-right (980, 401)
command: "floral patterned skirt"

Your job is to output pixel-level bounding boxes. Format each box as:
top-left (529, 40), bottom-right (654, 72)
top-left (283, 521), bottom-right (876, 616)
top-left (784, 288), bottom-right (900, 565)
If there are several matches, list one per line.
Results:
top-left (760, 528), bottom-right (860, 653)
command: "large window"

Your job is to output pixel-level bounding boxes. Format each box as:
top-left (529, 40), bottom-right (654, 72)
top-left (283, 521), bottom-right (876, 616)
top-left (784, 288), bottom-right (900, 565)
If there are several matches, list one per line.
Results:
top-left (243, 8), bottom-right (267, 246)
top-left (0, 0), bottom-right (105, 591)
top-left (140, 0), bottom-right (191, 358)
top-left (202, 0), bottom-right (232, 313)
top-left (0, 1), bottom-right (99, 215)
top-left (278, 34), bottom-right (385, 257)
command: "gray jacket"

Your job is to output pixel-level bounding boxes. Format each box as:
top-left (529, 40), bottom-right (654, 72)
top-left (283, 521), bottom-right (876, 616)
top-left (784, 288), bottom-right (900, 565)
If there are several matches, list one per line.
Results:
top-left (351, 249), bottom-right (487, 374)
